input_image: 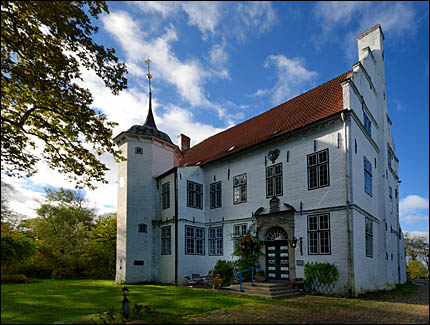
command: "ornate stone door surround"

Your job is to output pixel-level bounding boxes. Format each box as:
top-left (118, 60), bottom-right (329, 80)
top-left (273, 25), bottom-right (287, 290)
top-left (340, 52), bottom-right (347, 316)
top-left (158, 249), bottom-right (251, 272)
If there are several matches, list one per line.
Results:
top-left (255, 210), bottom-right (296, 281)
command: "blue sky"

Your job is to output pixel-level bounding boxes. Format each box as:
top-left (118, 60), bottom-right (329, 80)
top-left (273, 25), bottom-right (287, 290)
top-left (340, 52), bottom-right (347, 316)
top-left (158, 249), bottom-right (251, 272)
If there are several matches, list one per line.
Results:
top-left (4, 2), bottom-right (429, 239)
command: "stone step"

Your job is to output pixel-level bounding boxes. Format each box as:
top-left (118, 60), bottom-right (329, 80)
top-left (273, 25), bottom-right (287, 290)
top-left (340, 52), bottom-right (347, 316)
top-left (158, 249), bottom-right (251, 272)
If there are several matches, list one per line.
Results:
top-left (242, 288), bottom-right (303, 298)
top-left (241, 284), bottom-right (291, 292)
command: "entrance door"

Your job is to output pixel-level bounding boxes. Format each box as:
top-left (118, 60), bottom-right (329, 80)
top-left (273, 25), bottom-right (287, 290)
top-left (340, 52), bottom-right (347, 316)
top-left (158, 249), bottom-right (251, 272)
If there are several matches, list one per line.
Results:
top-left (265, 240), bottom-right (289, 280)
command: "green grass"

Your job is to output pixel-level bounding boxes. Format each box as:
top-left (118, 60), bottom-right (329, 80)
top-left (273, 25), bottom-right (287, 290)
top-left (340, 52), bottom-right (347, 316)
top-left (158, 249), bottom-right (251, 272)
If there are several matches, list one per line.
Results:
top-left (1, 280), bottom-right (427, 324)
top-left (1, 279), bottom-right (264, 324)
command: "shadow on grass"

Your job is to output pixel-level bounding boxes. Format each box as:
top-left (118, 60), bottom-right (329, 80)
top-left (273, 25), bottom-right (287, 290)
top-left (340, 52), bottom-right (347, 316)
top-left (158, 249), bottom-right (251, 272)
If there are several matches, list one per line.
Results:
top-left (356, 282), bottom-right (429, 306)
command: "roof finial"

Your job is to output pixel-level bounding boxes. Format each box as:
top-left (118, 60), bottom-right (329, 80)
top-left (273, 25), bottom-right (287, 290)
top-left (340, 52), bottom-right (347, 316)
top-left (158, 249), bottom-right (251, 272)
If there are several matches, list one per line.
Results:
top-left (143, 58), bottom-right (157, 129)
top-left (144, 58), bottom-right (152, 94)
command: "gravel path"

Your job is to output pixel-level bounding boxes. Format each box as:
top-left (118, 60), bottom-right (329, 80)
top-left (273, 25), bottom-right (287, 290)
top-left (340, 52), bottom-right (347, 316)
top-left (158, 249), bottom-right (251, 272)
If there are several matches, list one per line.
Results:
top-left (186, 283), bottom-right (429, 324)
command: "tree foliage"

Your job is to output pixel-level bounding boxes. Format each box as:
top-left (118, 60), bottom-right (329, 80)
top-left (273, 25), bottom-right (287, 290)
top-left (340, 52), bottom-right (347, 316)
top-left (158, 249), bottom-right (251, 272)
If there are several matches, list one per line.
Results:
top-left (404, 232), bottom-right (429, 270)
top-left (81, 213), bottom-right (117, 279)
top-left (407, 260), bottom-right (429, 279)
top-left (1, 1), bottom-right (127, 189)
top-left (1, 234), bottom-right (37, 274)
top-left (21, 187), bottom-right (96, 273)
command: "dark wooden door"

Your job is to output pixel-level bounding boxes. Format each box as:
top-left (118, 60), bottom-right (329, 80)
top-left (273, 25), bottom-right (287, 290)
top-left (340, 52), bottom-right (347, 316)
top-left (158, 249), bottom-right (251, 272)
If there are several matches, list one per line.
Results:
top-left (265, 240), bottom-right (290, 280)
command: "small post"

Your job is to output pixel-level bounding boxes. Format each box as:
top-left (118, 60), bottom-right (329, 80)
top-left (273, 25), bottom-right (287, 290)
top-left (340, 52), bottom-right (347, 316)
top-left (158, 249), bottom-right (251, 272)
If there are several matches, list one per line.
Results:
top-left (121, 287), bottom-right (130, 319)
top-left (239, 272), bottom-right (243, 292)
top-left (251, 267), bottom-right (254, 286)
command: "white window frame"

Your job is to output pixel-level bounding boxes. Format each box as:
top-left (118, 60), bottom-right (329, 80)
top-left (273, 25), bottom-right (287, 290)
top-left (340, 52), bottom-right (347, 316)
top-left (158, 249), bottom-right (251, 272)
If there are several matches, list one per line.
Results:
top-left (209, 226), bottom-right (223, 256)
top-left (233, 173), bottom-right (247, 204)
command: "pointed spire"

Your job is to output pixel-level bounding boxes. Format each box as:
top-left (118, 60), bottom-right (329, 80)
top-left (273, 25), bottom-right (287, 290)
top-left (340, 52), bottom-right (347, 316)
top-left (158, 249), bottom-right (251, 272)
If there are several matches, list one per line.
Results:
top-left (144, 58), bottom-right (157, 129)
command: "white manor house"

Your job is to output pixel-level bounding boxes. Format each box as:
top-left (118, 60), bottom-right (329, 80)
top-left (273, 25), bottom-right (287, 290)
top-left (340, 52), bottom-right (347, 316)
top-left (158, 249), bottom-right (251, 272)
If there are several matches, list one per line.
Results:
top-left (114, 25), bottom-right (406, 296)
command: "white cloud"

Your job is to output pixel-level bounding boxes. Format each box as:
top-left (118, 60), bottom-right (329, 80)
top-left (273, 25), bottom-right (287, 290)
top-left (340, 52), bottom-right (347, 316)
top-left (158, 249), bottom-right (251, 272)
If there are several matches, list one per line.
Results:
top-left (314, 2), bottom-right (371, 30)
top-left (400, 195), bottom-right (429, 214)
top-left (313, 2), bottom-right (417, 59)
top-left (181, 2), bottom-right (222, 36)
top-left (399, 195), bottom-right (429, 227)
top-left (404, 231), bottom-right (429, 241)
top-left (264, 54), bottom-right (317, 105)
top-left (210, 42), bottom-right (229, 66)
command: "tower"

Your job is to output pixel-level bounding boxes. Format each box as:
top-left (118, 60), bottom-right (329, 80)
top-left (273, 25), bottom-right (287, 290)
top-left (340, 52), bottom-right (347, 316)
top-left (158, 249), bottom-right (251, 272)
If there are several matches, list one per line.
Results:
top-left (114, 60), bottom-right (177, 283)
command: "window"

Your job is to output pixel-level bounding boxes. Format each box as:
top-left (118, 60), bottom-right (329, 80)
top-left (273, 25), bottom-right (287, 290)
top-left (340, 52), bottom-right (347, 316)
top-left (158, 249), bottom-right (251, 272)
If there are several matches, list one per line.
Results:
top-left (233, 223), bottom-right (247, 251)
top-left (365, 218), bottom-right (373, 257)
top-left (307, 214), bottom-right (331, 255)
top-left (185, 225), bottom-right (205, 255)
top-left (233, 224), bottom-right (247, 237)
top-left (162, 182), bottom-right (170, 210)
top-left (135, 147), bottom-right (143, 154)
top-left (363, 111), bottom-right (372, 136)
top-left (161, 226), bottom-right (171, 255)
top-left (209, 226), bottom-right (223, 256)
top-left (266, 163), bottom-right (283, 197)
top-left (233, 173), bottom-right (247, 204)
top-left (387, 150), bottom-right (392, 168)
top-left (210, 182), bottom-right (222, 209)
top-left (134, 260), bottom-right (144, 265)
top-left (138, 223), bottom-right (147, 233)
top-left (307, 149), bottom-right (329, 190)
top-left (364, 157), bottom-right (373, 196)
top-left (389, 186), bottom-right (393, 214)
top-left (187, 181), bottom-right (203, 209)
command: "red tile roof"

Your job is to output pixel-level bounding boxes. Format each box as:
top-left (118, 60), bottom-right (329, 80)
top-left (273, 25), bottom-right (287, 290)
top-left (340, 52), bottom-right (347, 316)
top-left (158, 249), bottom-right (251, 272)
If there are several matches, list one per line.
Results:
top-left (179, 70), bottom-right (352, 167)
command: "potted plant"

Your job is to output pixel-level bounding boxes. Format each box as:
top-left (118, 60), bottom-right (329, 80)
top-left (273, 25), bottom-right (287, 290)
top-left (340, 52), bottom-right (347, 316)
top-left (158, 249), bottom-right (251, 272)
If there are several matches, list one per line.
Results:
top-left (211, 273), bottom-right (223, 290)
top-left (255, 269), bottom-right (266, 282)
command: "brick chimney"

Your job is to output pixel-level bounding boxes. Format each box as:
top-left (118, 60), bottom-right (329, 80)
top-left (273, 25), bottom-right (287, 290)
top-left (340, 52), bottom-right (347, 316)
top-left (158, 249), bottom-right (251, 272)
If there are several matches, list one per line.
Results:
top-left (177, 133), bottom-right (190, 152)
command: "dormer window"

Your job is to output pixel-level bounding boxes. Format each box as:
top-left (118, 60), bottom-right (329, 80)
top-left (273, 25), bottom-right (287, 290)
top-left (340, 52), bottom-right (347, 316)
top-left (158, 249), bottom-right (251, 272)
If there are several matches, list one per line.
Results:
top-left (228, 146), bottom-right (236, 152)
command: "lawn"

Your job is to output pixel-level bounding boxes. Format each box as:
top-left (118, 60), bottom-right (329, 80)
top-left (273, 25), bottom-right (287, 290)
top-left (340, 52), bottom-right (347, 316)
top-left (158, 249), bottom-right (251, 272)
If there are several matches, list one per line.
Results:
top-left (0, 279), bottom-right (264, 324)
top-left (1, 279), bottom-right (428, 324)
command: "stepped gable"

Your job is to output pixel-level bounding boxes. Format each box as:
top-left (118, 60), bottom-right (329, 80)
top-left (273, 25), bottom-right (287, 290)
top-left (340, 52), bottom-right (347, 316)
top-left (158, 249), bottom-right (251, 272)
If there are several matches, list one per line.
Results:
top-left (179, 70), bottom-right (352, 167)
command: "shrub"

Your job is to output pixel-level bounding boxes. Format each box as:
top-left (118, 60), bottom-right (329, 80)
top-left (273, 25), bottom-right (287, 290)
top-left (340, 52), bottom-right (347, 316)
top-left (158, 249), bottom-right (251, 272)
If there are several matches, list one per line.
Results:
top-left (51, 268), bottom-right (80, 280)
top-left (213, 260), bottom-right (234, 287)
top-left (19, 264), bottom-right (54, 279)
top-left (1, 274), bottom-right (32, 283)
top-left (304, 263), bottom-right (339, 291)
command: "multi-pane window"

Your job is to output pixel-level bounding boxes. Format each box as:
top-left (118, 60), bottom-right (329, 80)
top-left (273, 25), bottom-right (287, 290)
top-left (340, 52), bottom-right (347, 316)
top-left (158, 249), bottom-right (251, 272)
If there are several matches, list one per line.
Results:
top-left (209, 227), bottom-right (223, 256)
top-left (365, 218), bottom-right (373, 257)
top-left (185, 225), bottom-right (205, 255)
top-left (161, 226), bottom-right (171, 255)
top-left (233, 224), bottom-right (247, 237)
top-left (233, 174), bottom-right (247, 204)
top-left (266, 163), bottom-right (283, 197)
top-left (307, 149), bottom-right (330, 190)
top-left (187, 181), bottom-right (203, 209)
top-left (363, 111), bottom-right (372, 136)
top-left (162, 182), bottom-right (170, 209)
top-left (138, 223), bottom-right (147, 233)
top-left (210, 182), bottom-right (222, 209)
top-left (233, 223), bottom-right (247, 251)
top-left (364, 157), bottom-right (373, 196)
top-left (389, 186), bottom-right (393, 214)
top-left (307, 214), bottom-right (331, 255)
top-left (387, 150), bottom-right (392, 168)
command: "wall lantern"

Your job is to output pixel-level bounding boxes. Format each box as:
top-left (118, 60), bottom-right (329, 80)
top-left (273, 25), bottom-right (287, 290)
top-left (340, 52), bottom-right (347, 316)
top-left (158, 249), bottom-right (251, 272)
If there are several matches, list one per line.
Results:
top-left (290, 237), bottom-right (303, 256)
top-left (121, 286), bottom-right (130, 319)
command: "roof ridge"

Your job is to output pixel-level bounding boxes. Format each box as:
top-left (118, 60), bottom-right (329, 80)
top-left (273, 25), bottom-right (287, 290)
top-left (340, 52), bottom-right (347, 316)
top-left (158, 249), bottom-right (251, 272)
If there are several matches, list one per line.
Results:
top-left (187, 70), bottom-right (351, 151)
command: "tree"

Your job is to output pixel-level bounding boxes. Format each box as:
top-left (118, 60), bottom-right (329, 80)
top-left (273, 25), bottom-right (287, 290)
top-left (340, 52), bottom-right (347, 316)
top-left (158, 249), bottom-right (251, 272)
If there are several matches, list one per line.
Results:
top-left (404, 233), bottom-right (429, 270)
top-left (407, 260), bottom-right (429, 279)
top-left (80, 213), bottom-right (117, 279)
top-left (21, 187), bottom-right (96, 273)
top-left (1, 1), bottom-right (127, 189)
top-left (1, 234), bottom-right (37, 275)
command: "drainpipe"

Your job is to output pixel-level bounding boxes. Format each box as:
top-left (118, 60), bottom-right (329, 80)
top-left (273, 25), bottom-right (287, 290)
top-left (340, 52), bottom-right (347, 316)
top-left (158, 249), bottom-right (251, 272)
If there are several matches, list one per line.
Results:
top-left (174, 169), bottom-right (178, 286)
top-left (343, 111), bottom-right (355, 297)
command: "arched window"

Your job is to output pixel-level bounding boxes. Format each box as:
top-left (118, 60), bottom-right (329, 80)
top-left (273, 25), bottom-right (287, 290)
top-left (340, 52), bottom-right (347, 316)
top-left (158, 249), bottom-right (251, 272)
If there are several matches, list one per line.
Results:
top-left (266, 227), bottom-right (288, 241)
